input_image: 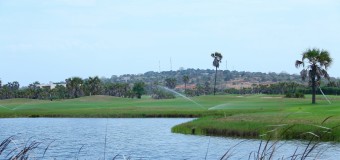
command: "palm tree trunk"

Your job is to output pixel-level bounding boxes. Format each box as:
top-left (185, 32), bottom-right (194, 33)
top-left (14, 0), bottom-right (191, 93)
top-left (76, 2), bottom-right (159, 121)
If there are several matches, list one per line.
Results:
top-left (214, 67), bottom-right (217, 95)
top-left (312, 67), bottom-right (316, 104)
top-left (184, 83), bottom-right (187, 95)
top-left (312, 80), bottom-right (316, 104)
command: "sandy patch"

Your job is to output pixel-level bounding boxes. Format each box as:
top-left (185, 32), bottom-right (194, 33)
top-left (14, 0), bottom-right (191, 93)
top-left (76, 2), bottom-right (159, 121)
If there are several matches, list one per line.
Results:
top-left (261, 97), bottom-right (283, 99)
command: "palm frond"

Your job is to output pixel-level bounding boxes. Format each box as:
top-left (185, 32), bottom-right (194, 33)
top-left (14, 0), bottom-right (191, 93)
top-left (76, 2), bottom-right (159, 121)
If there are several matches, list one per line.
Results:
top-left (213, 59), bottom-right (220, 68)
top-left (302, 48), bottom-right (319, 63)
top-left (216, 53), bottom-right (223, 60)
top-left (212, 52), bottom-right (223, 60)
top-left (211, 52), bottom-right (223, 68)
top-left (319, 50), bottom-right (333, 69)
top-left (298, 48), bottom-right (333, 87)
top-left (321, 69), bottom-right (330, 80)
top-left (295, 60), bottom-right (304, 68)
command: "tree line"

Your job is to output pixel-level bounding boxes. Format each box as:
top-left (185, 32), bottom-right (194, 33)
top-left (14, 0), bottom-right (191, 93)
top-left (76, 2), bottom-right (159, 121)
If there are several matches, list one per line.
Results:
top-left (1, 74), bottom-right (340, 101)
top-left (0, 77), bottom-right (145, 100)
top-left (0, 48), bottom-right (337, 102)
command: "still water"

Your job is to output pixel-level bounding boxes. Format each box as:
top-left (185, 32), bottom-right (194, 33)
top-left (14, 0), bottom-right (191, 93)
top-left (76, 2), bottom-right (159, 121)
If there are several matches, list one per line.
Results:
top-left (0, 118), bottom-right (339, 159)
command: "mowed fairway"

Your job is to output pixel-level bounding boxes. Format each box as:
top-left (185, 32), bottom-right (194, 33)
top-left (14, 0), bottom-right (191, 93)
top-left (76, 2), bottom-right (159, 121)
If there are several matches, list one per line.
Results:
top-left (1, 95), bottom-right (340, 141)
top-left (173, 95), bottom-right (340, 141)
top-left (0, 95), bottom-right (307, 116)
top-left (0, 95), bottom-right (217, 118)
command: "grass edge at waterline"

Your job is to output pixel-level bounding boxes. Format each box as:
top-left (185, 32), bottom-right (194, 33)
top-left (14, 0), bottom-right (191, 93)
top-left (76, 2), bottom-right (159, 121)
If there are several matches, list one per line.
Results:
top-left (172, 115), bottom-right (340, 142)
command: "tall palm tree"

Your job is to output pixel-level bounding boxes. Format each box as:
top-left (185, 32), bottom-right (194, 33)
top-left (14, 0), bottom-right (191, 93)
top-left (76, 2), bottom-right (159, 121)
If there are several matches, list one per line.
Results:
top-left (295, 48), bottom-right (333, 104)
top-left (182, 75), bottom-right (189, 93)
top-left (211, 52), bottom-right (223, 95)
top-left (88, 76), bottom-right (101, 96)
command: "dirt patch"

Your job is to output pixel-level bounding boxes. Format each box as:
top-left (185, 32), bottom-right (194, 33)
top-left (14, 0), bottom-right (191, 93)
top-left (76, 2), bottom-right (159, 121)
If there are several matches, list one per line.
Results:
top-left (261, 96), bottom-right (282, 99)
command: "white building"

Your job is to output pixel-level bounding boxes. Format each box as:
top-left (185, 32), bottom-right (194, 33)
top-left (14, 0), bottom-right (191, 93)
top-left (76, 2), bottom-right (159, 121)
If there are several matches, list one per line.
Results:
top-left (37, 81), bottom-right (66, 90)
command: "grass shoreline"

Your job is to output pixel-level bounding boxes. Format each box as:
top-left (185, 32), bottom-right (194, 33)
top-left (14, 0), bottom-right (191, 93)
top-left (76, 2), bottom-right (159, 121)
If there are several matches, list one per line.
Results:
top-left (1, 95), bottom-right (340, 142)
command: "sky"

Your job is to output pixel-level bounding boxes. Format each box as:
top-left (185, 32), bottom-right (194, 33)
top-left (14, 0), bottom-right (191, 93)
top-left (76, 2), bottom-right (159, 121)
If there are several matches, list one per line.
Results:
top-left (0, 0), bottom-right (340, 86)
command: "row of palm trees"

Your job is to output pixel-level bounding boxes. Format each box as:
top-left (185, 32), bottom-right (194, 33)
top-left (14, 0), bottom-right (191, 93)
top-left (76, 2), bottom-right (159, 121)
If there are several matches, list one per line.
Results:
top-left (0, 77), bottom-right (145, 100)
top-left (211, 48), bottom-right (333, 104)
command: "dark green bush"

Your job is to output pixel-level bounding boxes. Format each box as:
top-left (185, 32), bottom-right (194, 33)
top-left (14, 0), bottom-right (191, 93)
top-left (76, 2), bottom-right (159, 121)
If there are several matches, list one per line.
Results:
top-left (151, 89), bottom-right (176, 99)
top-left (285, 92), bottom-right (305, 98)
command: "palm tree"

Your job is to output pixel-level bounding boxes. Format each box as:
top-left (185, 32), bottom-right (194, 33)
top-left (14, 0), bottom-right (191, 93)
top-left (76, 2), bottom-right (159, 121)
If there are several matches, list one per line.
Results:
top-left (295, 48), bottom-right (333, 104)
top-left (182, 75), bottom-right (189, 93)
top-left (165, 78), bottom-right (177, 89)
top-left (66, 77), bottom-right (84, 98)
top-left (87, 76), bottom-right (101, 96)
top-left (211, 52), bottom-right (223, 95)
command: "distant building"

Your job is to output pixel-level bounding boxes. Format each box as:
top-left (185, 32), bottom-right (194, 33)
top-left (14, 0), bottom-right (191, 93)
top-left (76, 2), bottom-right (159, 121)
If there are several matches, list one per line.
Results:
top-left (37, 81), bottom-right (66, 90)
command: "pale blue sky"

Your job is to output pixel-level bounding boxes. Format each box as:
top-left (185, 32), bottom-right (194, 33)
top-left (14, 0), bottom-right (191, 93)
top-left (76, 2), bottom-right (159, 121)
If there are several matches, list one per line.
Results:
top-left (1, 0), bottom-right (339, 86)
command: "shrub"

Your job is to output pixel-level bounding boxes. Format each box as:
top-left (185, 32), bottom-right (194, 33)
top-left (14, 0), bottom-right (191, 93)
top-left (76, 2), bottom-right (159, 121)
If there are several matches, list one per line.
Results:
top-left (285, 92), bottom-right (305, 98)
top-left (151, 89), bottom-right (175, 99)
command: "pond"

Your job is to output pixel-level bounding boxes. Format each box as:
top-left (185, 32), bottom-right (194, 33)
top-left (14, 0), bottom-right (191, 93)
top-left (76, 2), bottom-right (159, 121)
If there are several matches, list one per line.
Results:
top-left (0, 118), bottom-right (339, 159)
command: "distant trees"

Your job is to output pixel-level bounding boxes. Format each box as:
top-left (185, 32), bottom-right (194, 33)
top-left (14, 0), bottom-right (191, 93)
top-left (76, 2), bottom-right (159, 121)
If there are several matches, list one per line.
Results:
top-left (27, 81), bottom-right (41, 99)
top-left (103, 83), bottom-right (130, 97)
top-left (132, 82), bottom-right (145, 99)
top-left (165, 78), bottom-right (177, 89)
top-left (295, 48), bottom-right (333, 104)
top-left (182, 75), bottom-right (189, 93)
top-left (51, 85), bottom-right (67, 99)
top-left (84, 76), bottom-right (101, 96)
top-left (66, 77), bottom-right (84, 98)
top-left (224, 82), bottom-right (306, 96)
top-left (211, 52), bottom-right (223, 95)
top-left (0, 81), bottom-right (20, 99)
top-left (1, 65), bottom-right (339, 101)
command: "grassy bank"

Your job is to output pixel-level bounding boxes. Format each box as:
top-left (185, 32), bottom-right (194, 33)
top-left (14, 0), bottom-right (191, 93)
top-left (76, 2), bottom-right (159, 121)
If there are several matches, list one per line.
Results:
top-left (1, 94), bottom-right (340, 141)
top-left (172, 95), bottom-right (340, 141)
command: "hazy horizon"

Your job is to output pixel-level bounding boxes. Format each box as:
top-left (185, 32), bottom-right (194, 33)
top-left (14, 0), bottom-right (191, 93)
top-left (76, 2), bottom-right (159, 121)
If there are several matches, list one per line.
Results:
top-left (0, 67), bottom-right (334, 87)
top-left (1, 0), bottom-right (339, 86)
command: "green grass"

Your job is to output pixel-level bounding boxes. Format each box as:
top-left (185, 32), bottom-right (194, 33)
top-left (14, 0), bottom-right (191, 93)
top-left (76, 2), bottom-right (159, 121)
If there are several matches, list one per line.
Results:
top-left (172, 95), bottom-right (340, 141)
top-left (0, 95), bottom-right (217, 118)
top-left (1, 94), bottom-right (340, 141)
